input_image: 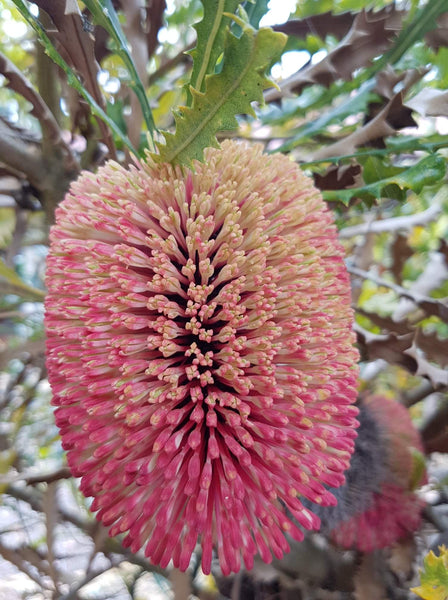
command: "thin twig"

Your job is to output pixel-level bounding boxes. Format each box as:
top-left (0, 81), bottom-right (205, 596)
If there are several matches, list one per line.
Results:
top-left (401, 380), bottom-right (435, 407)
top-left (339, 201), bottom-right (443, 238)
top-left (0, 119), bottom-right (46, 188)
top-left (0, 466), bottom-right (72, 486)
top-left (148, 43), bottom-right (194, 87)
top-left (348, 265), bottom-right (448, 319)
top-left (0, 49), bottom-right (78, 171)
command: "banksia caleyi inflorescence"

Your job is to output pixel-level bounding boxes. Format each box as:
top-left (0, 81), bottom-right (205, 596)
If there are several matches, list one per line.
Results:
top-left (45, 140), bottom-right (359, 575)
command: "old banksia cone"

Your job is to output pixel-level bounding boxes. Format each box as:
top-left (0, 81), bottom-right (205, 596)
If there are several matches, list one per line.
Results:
top-left (45, 140), bottom-right (359, 575)
top-left (312, 395), bottom-right (426, 552)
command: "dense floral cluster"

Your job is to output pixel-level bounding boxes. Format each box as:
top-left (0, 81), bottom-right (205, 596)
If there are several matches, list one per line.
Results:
top-left (45, 140), bottom-right (359, 574)
top-left (323, 395), bottom-right (425, 551)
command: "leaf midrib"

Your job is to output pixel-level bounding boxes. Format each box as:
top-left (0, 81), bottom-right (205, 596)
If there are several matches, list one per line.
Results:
top-left (165, 32), bottom-right (261, 164)
top-left (195, 0), bottom-right (226, 93)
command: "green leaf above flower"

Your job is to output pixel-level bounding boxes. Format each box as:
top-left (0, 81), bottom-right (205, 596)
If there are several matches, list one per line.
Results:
top-left (155, 15), bottom-right (286, 166)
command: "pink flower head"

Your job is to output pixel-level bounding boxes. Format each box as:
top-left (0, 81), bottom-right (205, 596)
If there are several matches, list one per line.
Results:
top-left (45, 140), bottom-right (359, 575)
top-left (330, 395), bottom-right (426, 552)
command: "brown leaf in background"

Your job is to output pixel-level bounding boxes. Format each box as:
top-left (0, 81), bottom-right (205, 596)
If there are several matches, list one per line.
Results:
top-left (388, 536), bottom-right (417, 581)
top-left (439, 239), bottom-right (448, 272)
top-left (314, 162), bottom-right (363, 191)
top-left (374, 66), bottom-right (428, 100)
top-left (406, 88), bottom-right (448, 117)
top-left (420, 395), bottom-right (448, 447)
top-left (312, 93), bottom-right (411, 160)
top-left (365, 94), bottom-right (417, 133)
top-left (274, 11), bottom-right (355, 41)
top-left (425, 12), bottom-right (448, 50)
top-left (411, 329), bottom-right (448, 369)
top-left (266, 8), bottom-right (404, 102)
top-left (391, 233), bottom-right (413, 285)
top-left (353, 553), bottom-right (388, 600)
top-left (356, 325), bottom-right (417, 371)
top-left (405, 340), bottom-right (448, 387)
top-left (146, 0), bottom-right (167, 60)
top-left (425, 431), bottom-right (448, 453)
top-left (34, 1), bottom-right (101, 102)
top-left (356, 308), bottom-right (410, 336)
top-left (34, 0), bottom-right (115, 155)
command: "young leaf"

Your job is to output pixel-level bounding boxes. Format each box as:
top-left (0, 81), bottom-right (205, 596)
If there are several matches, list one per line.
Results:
top-left (322, 154), bottom-right (446, 206)
top-left (411, 546), bottom-right (448, 600)
top-left (156, 20), bottom-right (286, 166)
top-left (189, 0), bottom-right (241, 99)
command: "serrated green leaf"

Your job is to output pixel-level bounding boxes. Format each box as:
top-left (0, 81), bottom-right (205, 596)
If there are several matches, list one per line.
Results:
top-left (322, 154), bottom-right (446, 206)
top-left (156, 23), bottom-right (286, 166)
top-left (189, 0), bottom-right (241, 99)
top-left (411, 546), bottom-right (448, 600)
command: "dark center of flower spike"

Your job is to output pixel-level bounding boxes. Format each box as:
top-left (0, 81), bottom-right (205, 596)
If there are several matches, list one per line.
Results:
top-left (45, 141), bottom-right (360, 576)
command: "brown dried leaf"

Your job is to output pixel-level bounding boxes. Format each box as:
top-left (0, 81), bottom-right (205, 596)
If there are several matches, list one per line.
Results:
top-left (274, 11), bottom-right (355, 41)
top-left (425, 12), bottom-right (448, 50)
top-left (439, 239), bottom-right (448, 266)
top-left (266, 8), bottom-right (404, 102)
top-left (365, 94), bottom-right (417, 133)
top-left (388, 536), bottom-right (417, 580)
top-left (314, 162), bottom-right (363, 191)
top-left (35, 1), bottom-right (100, 98)
top-left (34, 0), bottom-right (114, 155)
top-left (406, 88), bottom-right (448, 117)
top-left (146, 0), bottom-right (167, 59)
top-left (356, 324), bottom-right (417, 370)
top-left (425, 431), bottom-right (448, 453)
top-left (354, 554), bottom-right (388, 600)
top-left (405, 341), bottom-right (448, 388)
top-left (420, 395), bottom-right (448, 444)
top-left (415, 330), bottom-right (448, 369)
top-left (391, 233), bottom-right (413, 285)
top-left (356, 308), bottom-right (410, 336)
top-left (312, 93), bottom-right (409, 160)
top-left (374, 66), bottom-right (428, 100)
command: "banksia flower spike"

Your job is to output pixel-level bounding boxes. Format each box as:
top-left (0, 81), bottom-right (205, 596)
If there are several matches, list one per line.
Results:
top-left (45, 140), bottom-right (359, 575)
top-left (314, 394), bottom-right (426, 552)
